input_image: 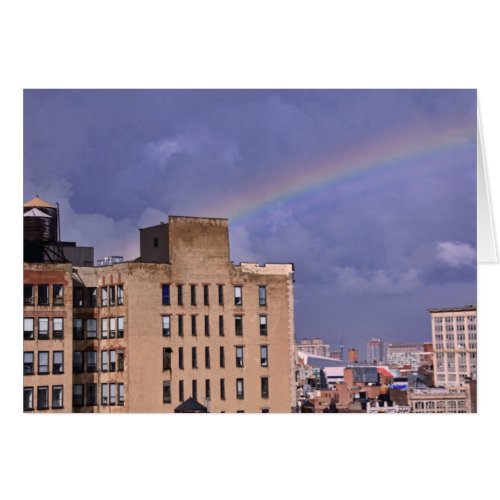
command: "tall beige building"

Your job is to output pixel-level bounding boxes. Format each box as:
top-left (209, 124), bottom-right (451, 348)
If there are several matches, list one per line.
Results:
top-left (297, 338), bottom-right (330, 358)
top-left (24, 203), bottom-right (296, 413)
top-left (429, 305), bottom-right (477, 387)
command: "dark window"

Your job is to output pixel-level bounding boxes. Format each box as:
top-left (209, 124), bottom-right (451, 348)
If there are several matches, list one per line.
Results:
top-left (179, 380), bottom-right (184, 402)
top-left (73, 287), bottom-right (84, 307)
top-left (53, 318), bottom-right (64, 339)
top-left (192, 380), bottom-right (197, 401)
top-left (236, 378), bottom-right (244, 399)
top-left (38, 318), bottom-right (49, 340)
top-left (154, 237), bottom-right (159, 248)
top-left (163, 348), bottom-right (172, 371)
top-left (205, 346), bottom-right (210, 369)
top-left (86, 319), bottom-right (97, 339)
top-left (162, 315), bottom-right (170, 337)
top-left (109, 286), bottom-right (116, 306)
top-left (87, 383), bottom-right (97, 406)
top-left (192, 347), bottom-right (197, 369)
top-left (235, 346), bottom-right (244, 367)
top-left (73, 319), bottom-right (84, 340)
top-left (24, 318), bottom-right (34, 340)
top-left (24, 351), bottom-right (34, 375)
top-left (259, 286), bottom-right (267, 306)
top-left (203, 285), bottom-right (209, 306)
top-left (117, 284), bottom-right (124, 305)
top-left (38, 351), bottom-right (49, 374)
top-left (219, 346), bottom-right (225, 368)
top-left (259, 315), bottom-right (267, 336)
top-left (37, 386), bottom-right (49, 410)
top-left (24, 387), bottom-right (34, 411)
top-left (235, 316), bottom-right (243, 336)
top-left (218, 285), bottom-right (224, 306)
top-left (53, 284), bottom-right (64, 305)
top-left (220, 379), bottom-right (226, 400)
top-left (162, 284), bottom-right (170, 305)
top-left (38, 285), bottom-right (49, 305)
top-left (205, 379), bottom-right (211, 400)
top-left (52, 386), bottom-right (63, 409)
top-left (53, 351), bottom-right (64, 374)
top-left (260, 345), bottom-right (268, 367)
top-left (73, 351), bottom-right (83, 373)
top-left (118, 384), bottom-right (125, 406)
top-left (109, 350), bottom-right (116, 372)
top-left (178, 315), bottom-right (184, 337)
top-left (179, 347), bottom-right (184, 369)
top-left (204, 315), bottom-right (210, 336)
top-left (219, 315), bottom-right (224, 336)
top-left (101, 384), bottom-right (108, 405)
top-left (118, 350), bottom-right (125, 371)
top-left (191, 315), bottom-right (197, 336)
top-left (73, 384), bottom-right (84, 407)
top-left (177, 285), bottom-right (183, 306)
top-left (86, 350), bottom-right (97, 372)
top-left (191, 284), bottom-right (197, 306)
top-left (101, 350), bottom-right (108, 372)
top-left (163, 381), bottom-right (171, 403)
top-left (117, 316), bottom-right (124, 338)
top-left (101, 287), bottom-right (108, 307)
top-left (261, 377), bottom-right (269, 399)
top-left (88, 287), bottom-right (97, 307)
top-left (234, 286), bottom-right (242, 306)
top-left (24, 284), bottom-right (34, 305)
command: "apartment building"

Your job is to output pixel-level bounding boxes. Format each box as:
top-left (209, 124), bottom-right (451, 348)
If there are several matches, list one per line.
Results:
top-left (23, 198), bottom-right (296, 413)
top-left (429, 305), bottom-right (477, 387)
top-left (296, 338), bottom-right (330, 358)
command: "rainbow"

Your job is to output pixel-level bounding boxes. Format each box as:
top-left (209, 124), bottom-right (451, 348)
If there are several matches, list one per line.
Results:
top-left (211, 117), bottom-right (476, 222)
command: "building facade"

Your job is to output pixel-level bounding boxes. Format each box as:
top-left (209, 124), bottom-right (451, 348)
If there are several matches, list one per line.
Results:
top-left (429, 305), bottom-right (477, 387)
top-left (24, 204), bottom-right (296, 413)
top-left (297, 338), bottom-right (330, 358)
top-left (385, 343), bottom-right (424, 370)
top-left (366, 338), bottom-right (382, 364)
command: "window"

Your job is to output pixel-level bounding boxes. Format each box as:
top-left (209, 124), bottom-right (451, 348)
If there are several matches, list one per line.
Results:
top-left (73, 384), bottom-right (84, 407)
top-left (101, 384), bottom-right (108, 405)
top-left (163, 381), bottom-right (171, 404)
top-left (192, 380), bottom-right (198, 400)
top-left (117, 284), bottom-right (124, 305)
top-left (259, 286), bottom-right (267, 306)
top-left (87, 350), bottom-right (97, 372)
top-left (37, 386), bottom-right (49, 410)
top-left (260, 345), bottom-right (269, 367)
top-left (179, 347), bottom-right (184, 369)
top-left (101, 350), bottom-right (109, 372)
top-left (53, 351), bottom-right (64, 374)
top-left (235, 316), bottom-right (243, 336)
top-left (162, 316), bottom-right (171, 337)
top-left (38, 351), bottom-right (49, 374)
top-left (259, 315), bottom-right (267, 336)
top-left (109, 286), bottom-right (116, 306)
top-left (220, 379), bottom-right (225, 400)
top-left (109, 384), bottom-right (116, 405)
top-left (118, 350), bottom-right (124, 371)
top-left (162, 284), bottom-right (170, 305)
top-left (87, 319), bottom-right (97, 339)
top-left (191, 284), bottom-right (197, 306)
top-left (117, 316), bottom-right (124, 338)
top-left (24, 387), bottom-right (34, 411)
top-left (118, 384), bottom-right (125, 406)
top-left (88, 287), bottom-right (97, 307)
top-left (177, 285), bottom-right (183, 305)
top-left (38, 284), bottom-right (49, 305)
top-left (191, 315), bottom-right (197, 336)
top-left (205, 379), bottom-right (211, 400)
top-left (53, 318), bottom-right (63, 339)
top-left (234, 286), bottom-right (242, 306)
top-left (73, 351), bottom-right (83, 373)
top-left (203, 284), bottom-right (209, 306)
top-left (101, 318), bottom-right (108, 338)
top-left (261, 377), bottom-right (269, 398)
top-left (109, 317), bottom-right (116, 338)
top-left (109, 350), bottom-right (116, 371)
top-left (73, 319), bottom-right (84, 340)
top-left (53, 284), bottom-right (64, 306)
top-left (179, 380), bottom-right (184, 402)
top-left (163, 348), bottom-right (172, 371)
top-left (101, 287), bottom-right (108, 307)
top-left (87, 384), bottom-right (97, 406)
top-left (192, 347), bottom-right (197, 369)
top-left (204, 315), bottom-right (210, 336)
top-left (154, 237), bottom-right (159, 247)
top-left (218, 285), bottom-right (224, 306)
top-left (178, 315), bottom-right (184, 337)
top-left (219, 315), bottom-right (224, 336)
top-left (445, 317), bottom-right (453, 323)
top-left (236, 378), bottom-right (244, 399)
top-left (38, 318), bottom-right (49, 340)
top-left (24, 352), bottom-right (34, 375)
top-left (24, 318), bottom-right (34, 340)
top-left (24, 284), bottom-right (34, 305)
top-left (219, 346), bottom-right (225, 368)
top-left (73, 287), bottom-right (83, 307)
top-left (205, 346), bottom-right (210, 369)
top-left (235, 346), bottom-right (244, 367)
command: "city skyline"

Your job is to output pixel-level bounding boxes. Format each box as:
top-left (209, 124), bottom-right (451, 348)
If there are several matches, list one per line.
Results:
top-left (24, 89), bottom-right (477, 353)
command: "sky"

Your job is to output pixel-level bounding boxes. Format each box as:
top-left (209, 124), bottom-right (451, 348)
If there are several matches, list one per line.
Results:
top-left (23, 89), bottom-right (477, 356)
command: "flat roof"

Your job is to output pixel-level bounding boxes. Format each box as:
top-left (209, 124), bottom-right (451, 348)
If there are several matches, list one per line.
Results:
top-left (428, 304), bottom-right (476, 313)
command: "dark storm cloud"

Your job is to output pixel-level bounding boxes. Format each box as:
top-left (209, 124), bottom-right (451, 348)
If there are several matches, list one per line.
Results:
top-left (24, 89), bottom-right (476, 354)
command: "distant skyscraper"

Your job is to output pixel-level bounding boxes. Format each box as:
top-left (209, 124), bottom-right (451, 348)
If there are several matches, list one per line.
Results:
top-left (366, 338), bottom-right (383, 364)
